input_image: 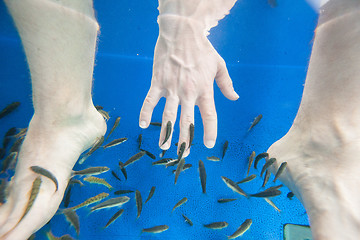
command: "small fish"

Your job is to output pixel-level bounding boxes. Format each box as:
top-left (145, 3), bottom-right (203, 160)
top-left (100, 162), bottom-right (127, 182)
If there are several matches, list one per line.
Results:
top-left (63, 208), bottom-right (80, 235)
top-left (222, 140), bottom-right (229, 159)
top-left (123, 151), bottom-right (146, 167)
top-left (217, 198), bottom-right (237, 203)
top-left (0, 102), bottom-right (20, 119)
top-left (77, 155), bottom-right (89, 165)
top-left (273, 162), bottom-right (287, 182)
top-left (102, 137), bottom-right (128, 149)
top-left (188, 123), bottom-right (194, 149)
top-left (142, 225), bottom-right (169, 233)
top-left (19, 176), bottom-right (42, 223)
top-left (236, 174), bottom-right (256, 184)
top-left (287, 192), bottom-right (294, 200)
top-left (206, 156), bottom-right (220, 161)
top-left (250, 189), bottom-right (281, 198)
top-left (30, 166), bottom-right (58, 191)
top-left (87, 136), bottom-right (105, 155)
top-left (0, 148), bottom-right (5, 160)
top-left (264, 198), bottom-right (281, 212)
top-left (2, 139), bottom-right (10, 150)
top-left (105, 116), bottom-right (121, 140)
top-left (228, 219), bottom-right (252, 239)
top-left (68, 192), bottom-right (109, 211)
top-left (0, 179), bottom-right (9, 204)
top-left (46, 231), bottom-right (75, 240)
top-left (135, 190), bottom-right (142, 219)
top-left (111, 170), bottom-right (121, 182)
top-left (175, 158), bottom-right (185, 184)
top-left (265, 184), bottom-right (283, 191)
top-left (13, 128), bottom-right (27, 139)
top-left (254, 153), bottom-right (268, 169)
top-left (260, 158), bottom-right (276, 177)
top-left (152, 158), bottom-right (173, 166)
top-left (165, 159), bottom-right (180, 167)
top-left (72, 166), bottom-right (110, 176)
top-left (262, 170), bottom-right (271, 188)
top-left (46, 230), bottom-right (58, 240)
top-left (247, 151), bottom-right (256, 176)
top-left (114, 190), bottom-right (134, 195)
top-left (28, 233), bottom-right (36, 240)
top-left (10, 137), bottom-right (24, 153)
top-left (91, 196), bottom-right (130, 212)
top-left (1, 152), bottom-right (17, 173)
top-left (204, 221), bottom-right (229, 229)
top-left (221, 176), bottom-right (248, 198)
top-left (150, 122), bottom-right (162, 127)
top-left (199, 160), bottom-right (207, 194)
top-left (4, 127), bottom-right (17, 138)
top-left (268, 0), bottom-right (278, 8)
top-left (104, 209), bottom-right (124, 228)
top-left (63, 185), bottom-right (72, 208)
top-left (159, 149), bottom-right (166, 158)
top-left (137, 134), bottom-right (142, 149)
top-left (248, 114), bottom-right (262, 131)
top-left (95, 105), bottom-right (103, 110)
top-left (118, 161), bottom-right (127, 180)
top-left (172, 163), bottom-right (192, 174)
top-left (140, 149), bottom-right (156, 160)
top-left (172, 197), bottom-right (187, 212)
top-left (145, 186), bottom-right (155, 204)
top-left (182, 214), bottom-right (193, 226)
top-left (98, 109), bottom-right (110, 120)
top-left (68, 178), bottom-right (84, 187)
top-left (161, 121), bottom-right (172, 146)
top-left (46, 231), bottom-right (63, 240)
top-left (84, 176), bottom-right (113, 191)
top-left (177, 142), bottom-right (186, 161)
top-left (3, 127), bottom-right (16, 148)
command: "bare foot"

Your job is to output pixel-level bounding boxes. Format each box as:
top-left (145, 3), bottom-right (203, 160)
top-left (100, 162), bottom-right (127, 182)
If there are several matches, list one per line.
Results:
top-left (0, 106), bottom-right (106, 240)
top-left (267, 122), bottom-right (360, 240)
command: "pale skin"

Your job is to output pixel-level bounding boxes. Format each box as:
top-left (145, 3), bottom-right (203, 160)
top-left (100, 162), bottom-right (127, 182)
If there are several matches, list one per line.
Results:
top-left (1, 0), bottom-right (359, 240)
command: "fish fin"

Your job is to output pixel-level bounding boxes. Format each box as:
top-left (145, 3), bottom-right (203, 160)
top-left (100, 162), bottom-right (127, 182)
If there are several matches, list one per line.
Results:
top-left (85, 207), bottom-right (93, 217)
top-left (55, 208), bottom-right (65, 215)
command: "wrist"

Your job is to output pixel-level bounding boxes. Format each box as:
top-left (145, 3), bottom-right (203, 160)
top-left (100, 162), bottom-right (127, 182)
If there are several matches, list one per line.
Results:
top-left (158, 14), bottom-right (208, 42)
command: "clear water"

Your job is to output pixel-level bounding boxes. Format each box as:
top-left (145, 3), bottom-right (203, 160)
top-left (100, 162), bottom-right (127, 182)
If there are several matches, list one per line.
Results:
top-left (0, 0), bottom-right (317, 239)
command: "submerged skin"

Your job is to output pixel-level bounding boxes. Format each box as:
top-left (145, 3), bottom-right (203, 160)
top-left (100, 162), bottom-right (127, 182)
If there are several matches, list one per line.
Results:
top-left (0, 0), bottom-right (106, 239)
top-left (1, 0), bottom-right (359, 240)
top-left (267, 0), bottom-right (360, 239)
top-left (139, 0), bottom-right (240, 158)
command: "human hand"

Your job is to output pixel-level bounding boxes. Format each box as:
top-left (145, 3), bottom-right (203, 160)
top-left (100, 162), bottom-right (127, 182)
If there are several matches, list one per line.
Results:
top-left (139, 14), bottom-right (239, 157)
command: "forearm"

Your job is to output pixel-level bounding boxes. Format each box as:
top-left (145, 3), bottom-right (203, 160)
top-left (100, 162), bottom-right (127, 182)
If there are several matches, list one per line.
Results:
top-left (158, 0), bottom-right (237, 34)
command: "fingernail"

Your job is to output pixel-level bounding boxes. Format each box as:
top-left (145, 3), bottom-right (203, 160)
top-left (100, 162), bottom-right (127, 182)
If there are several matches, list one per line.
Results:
top-left (234, 92), bottom-right (240, 99)
top-left (205, 140), bottom-right (215, 148)
top-left (139, 120), bottom-right (147, 128)
top-left (160, 141), bottom-right (170, 150)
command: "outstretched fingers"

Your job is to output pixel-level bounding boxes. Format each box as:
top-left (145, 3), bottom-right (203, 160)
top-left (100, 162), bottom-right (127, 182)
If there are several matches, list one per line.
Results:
top-left (215, 58), bottom-right (239, 101)
top-left (139, 86), bottom-right (163, 129)
top-left (197, 94), bottom-right (217, 149)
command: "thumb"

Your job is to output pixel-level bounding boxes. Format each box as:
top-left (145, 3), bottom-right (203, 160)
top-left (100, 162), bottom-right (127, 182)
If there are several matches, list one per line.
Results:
top-left (215, 58), bottom-right (239, 101)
